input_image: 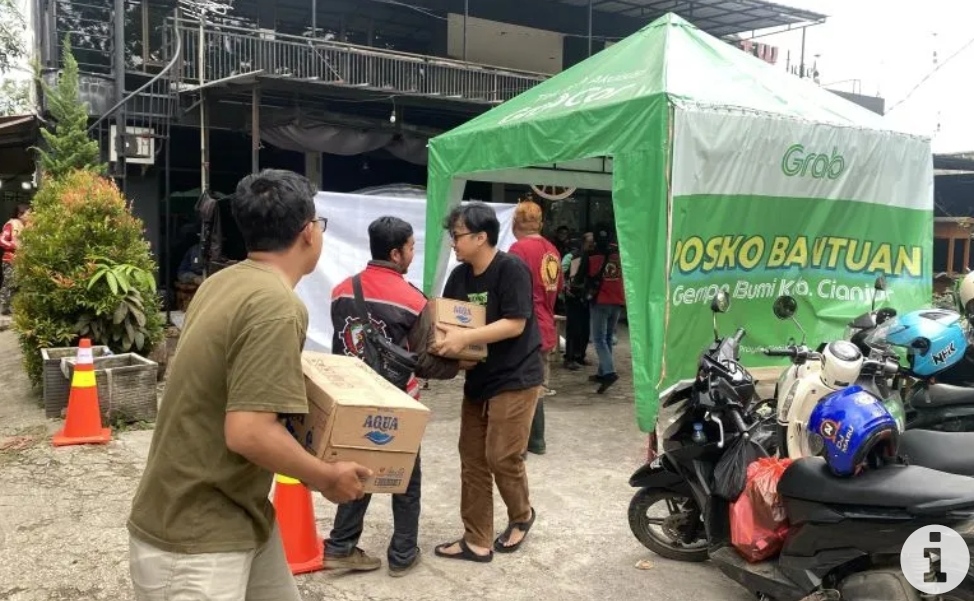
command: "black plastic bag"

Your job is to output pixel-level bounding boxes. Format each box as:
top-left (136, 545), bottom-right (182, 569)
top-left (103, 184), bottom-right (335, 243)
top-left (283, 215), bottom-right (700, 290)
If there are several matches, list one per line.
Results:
top-left (713, 435), bottom-right (767, 501)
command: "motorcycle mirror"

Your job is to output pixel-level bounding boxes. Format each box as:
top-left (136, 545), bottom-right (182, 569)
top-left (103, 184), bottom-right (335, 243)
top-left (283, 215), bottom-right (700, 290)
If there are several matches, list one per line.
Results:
top-left (711, 291), bottom-right (729, 340)
top-left (872, 274), bottom-right (887, 312)
top-left (772, 295), bottom-right (798, 320)
top-left (711, 290), bottom-right (730, 314)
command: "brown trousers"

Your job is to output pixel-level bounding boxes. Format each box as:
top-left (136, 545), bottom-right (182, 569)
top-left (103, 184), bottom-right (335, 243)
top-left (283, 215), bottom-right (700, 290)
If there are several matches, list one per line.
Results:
top-left (459, 387), bottom-right (539, 548)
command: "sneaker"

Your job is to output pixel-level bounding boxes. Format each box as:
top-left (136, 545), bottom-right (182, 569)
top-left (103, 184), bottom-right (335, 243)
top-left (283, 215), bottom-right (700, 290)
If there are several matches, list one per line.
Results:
top-left (389, 549), bottom-right (422, 577)
top-left (542, 386), bottom-right (557, 397)
top-left (597, 373), bottom-right (619, 394)
top-left (324, 547), bottom-right (382, 571)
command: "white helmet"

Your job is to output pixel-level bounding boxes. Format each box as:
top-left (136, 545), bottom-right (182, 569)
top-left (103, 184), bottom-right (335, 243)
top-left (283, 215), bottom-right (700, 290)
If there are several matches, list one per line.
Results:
top-left (958, 270), bottom-right (974, 318)
top-left (820, 340), bottom-right (863, 389)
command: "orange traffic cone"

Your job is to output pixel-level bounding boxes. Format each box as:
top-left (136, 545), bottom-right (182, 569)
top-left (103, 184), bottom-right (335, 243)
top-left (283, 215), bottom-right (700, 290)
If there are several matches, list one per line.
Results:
top-left (272, 474), bottom-right (324, 575)
top-left (52, 338), bottom-right (112, 447)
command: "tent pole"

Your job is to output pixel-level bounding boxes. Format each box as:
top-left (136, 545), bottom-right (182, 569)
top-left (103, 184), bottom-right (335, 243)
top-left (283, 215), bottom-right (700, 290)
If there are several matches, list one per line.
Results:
top-left (587, 0), bottom-right (593, 56)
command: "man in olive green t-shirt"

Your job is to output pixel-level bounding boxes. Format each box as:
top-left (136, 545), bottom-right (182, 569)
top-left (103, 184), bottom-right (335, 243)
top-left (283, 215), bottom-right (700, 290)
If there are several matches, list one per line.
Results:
top-left (127, 169), bottom-right (371, 600)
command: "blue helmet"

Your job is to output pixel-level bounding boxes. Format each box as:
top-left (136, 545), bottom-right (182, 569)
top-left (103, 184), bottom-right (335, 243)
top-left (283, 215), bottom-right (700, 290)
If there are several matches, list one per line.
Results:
top-left (868, 309), bottom-right (967, 377)
top-left (807, 385), bottom-right (899, 477)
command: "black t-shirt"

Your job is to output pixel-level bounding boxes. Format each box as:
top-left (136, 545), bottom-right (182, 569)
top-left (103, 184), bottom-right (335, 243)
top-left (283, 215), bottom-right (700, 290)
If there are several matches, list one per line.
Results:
top-left (443, 251), bottom-right (544, 402)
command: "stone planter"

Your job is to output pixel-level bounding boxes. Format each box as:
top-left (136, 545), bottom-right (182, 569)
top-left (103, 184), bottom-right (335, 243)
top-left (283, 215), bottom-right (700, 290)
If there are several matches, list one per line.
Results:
top-left (40, 344), bottom-right (111, 418)
top-left (61, 353), bottom-right (159, 424)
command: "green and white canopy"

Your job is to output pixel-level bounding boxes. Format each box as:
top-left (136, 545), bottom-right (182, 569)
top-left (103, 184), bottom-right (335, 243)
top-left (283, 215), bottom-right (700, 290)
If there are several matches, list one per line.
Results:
top-left (424, 12), bottom-right (932, 432)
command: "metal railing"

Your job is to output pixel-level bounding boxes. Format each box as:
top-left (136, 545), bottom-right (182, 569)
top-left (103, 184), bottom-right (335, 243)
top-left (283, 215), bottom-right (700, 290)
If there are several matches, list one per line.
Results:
top-left (166, 17), bottom-right (549, 104)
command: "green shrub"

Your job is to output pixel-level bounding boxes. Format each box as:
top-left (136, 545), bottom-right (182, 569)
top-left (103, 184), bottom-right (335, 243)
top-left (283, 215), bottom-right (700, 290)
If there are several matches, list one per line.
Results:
top-left (12, 170), bottom-right (164, 386)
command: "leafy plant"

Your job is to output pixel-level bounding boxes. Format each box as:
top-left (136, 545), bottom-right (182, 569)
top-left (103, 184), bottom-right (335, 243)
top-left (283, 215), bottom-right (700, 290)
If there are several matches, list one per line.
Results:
top-left (75, 257), bottom-right (156, 351)
top-left (33, 35), bottom-right (106, 180)
top-left (12, 170), bottom-right (163, 386)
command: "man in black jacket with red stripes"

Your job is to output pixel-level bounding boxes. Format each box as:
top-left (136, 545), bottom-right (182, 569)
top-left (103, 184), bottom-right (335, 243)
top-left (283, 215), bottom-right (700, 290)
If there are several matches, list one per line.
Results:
top-left (323, 216), bottom-right (446, 577)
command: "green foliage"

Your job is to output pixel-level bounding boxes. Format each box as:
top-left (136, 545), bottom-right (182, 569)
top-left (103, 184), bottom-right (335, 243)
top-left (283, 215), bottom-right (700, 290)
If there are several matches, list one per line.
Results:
top-left (12, 170), bottom-right (163, 386)
top-left (0, 0), bottom-right (26, 75)
top-left (0, 78), bottom-right (32, 116)
top-left (34, 35), bottom-right (105, 180)
top-left (76, 257), bottom-right (156, 351)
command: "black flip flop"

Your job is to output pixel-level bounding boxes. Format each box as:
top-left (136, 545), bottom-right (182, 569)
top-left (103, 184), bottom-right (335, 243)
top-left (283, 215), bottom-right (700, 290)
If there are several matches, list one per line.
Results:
top-left (493, 507), bottom-right (537, 553)
top-left (434, 539), bottom-right (493, 563)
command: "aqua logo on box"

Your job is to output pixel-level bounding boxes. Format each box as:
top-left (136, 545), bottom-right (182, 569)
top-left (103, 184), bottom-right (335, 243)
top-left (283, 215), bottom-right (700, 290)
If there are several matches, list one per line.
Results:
top-left (453, 304), bottom-right (473, 325)
top-left (363, 414), bottom-right (399, 446)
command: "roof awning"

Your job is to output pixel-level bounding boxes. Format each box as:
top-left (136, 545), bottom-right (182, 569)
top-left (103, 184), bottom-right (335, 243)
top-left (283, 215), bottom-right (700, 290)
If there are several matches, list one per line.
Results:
top-left (555, 0), bottom-right (826, 36)
top-left (0, 114), bottom-right (39, 149)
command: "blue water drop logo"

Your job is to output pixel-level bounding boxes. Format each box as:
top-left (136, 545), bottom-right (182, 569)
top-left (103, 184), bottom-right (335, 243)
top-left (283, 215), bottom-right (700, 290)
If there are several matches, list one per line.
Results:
top-left (364, 430), bottom-right (395, 445)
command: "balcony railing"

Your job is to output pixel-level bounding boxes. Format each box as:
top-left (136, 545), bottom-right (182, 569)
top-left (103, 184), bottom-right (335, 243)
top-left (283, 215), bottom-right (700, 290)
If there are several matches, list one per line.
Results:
top-left (164, 18), bottom-right (548, 104)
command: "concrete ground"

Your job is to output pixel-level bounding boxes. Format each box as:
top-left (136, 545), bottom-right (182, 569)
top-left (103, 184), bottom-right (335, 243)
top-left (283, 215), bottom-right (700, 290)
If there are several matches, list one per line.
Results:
top-left (0, 326), bottom-right (757, 601)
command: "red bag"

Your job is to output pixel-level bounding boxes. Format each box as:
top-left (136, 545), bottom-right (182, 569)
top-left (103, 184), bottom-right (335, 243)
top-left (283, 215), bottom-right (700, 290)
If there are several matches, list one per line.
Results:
top-left (730, 457), bottom-right (793, 562)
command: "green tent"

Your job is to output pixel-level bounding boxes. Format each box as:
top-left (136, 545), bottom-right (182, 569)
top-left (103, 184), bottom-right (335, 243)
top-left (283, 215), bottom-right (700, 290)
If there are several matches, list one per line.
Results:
top-left (424, 13), bottom-right (933, 433)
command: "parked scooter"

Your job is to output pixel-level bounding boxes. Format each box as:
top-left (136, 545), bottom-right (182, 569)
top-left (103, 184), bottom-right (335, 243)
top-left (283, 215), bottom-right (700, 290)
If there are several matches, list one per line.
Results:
top-left (765, 295), bottom-right (903, 459)
top-left (628, 291), bottom-right (774, 561)
top-left (629, 291), bottom-right (974, 601)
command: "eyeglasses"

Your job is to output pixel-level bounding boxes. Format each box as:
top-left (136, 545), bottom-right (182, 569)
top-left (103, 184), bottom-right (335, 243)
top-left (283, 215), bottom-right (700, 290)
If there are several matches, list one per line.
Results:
top-left (307, 216), bottom-right (328, 232)
top-left (450, 230), bottom-right (476, 242)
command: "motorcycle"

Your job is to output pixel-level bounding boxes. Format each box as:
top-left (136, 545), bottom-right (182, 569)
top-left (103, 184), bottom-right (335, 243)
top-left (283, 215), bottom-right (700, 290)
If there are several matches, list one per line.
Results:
top-left (765, 294), bottom-right (903, 459)
top-left (629, 291), bottom-right (974, 601)
top-left (628, 290), bottom-right (775, 561)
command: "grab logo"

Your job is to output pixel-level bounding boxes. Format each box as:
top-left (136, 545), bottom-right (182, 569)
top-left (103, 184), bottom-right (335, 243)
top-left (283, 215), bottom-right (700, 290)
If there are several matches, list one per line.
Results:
top-left (900, 525), bottom-right (969, 594)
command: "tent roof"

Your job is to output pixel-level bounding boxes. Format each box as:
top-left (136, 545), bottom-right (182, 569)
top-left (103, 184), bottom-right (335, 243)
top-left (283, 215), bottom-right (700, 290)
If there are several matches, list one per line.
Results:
top-left (432, 12), bottom-right (898, 159)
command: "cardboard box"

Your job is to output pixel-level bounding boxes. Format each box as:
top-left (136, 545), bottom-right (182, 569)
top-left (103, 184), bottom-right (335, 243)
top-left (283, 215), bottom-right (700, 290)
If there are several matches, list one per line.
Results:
top-left (425, 298), bottom-right (488, 361)
top-left (286, 352), bottom-right (430, 494)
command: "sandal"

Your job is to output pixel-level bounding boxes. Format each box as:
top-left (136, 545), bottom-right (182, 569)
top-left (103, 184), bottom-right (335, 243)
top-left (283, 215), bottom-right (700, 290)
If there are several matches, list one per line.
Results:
top-left (434, 539), bottom-right (493, 563)
top-left (493, 507), bottom-right (537, 553)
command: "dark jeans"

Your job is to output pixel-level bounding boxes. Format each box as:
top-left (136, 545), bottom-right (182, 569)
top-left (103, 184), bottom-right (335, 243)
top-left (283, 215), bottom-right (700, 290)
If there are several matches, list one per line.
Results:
top-left (325, 450), bottom-right (422, 568)
top-left (564, 295), bottom-right (590, 362)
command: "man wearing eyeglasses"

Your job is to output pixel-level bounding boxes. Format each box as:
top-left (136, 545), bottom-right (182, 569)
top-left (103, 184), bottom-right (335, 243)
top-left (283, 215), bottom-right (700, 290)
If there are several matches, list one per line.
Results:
top-left (431, 202), bottom-right (543, 564)
top-left (127, 169), bottom-right (369, 600)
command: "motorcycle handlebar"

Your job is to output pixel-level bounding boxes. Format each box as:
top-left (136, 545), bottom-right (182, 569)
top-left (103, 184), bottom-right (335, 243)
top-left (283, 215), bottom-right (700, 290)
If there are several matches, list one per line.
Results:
top-left (732, 327), bottom-right (746, 344)
top-left (862, 358), bottom-right (901, 377)
top-left (763, 348), bottom-right (796, 357)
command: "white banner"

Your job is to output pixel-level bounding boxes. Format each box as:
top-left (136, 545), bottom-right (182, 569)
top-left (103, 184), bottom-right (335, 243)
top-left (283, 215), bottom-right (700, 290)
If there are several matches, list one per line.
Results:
top-left (295, 191), bottom-right (517, 353)
top-left (671, 108), bottom-right (932, 210)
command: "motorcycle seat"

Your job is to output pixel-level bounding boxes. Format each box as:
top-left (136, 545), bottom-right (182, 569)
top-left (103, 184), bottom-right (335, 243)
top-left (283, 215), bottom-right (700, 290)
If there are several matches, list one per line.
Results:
top-left (898, 429), bottom-right (974, 477)
top-left (778, 457), bottom-right (974, 515)
top-left (919, 383), bottom-right (974, 408)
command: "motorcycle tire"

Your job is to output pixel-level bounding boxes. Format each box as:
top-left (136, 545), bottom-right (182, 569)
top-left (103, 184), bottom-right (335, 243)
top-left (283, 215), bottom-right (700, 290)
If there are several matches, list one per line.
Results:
top-left (627, 487), bottom-right (708, 562)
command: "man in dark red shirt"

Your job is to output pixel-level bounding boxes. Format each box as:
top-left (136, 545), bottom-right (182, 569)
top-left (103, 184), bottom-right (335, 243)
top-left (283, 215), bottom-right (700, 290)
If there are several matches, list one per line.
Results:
top-left (508, 200), bottom-right (562, 455)
top-left (587, 227), bottom-right (626, 393)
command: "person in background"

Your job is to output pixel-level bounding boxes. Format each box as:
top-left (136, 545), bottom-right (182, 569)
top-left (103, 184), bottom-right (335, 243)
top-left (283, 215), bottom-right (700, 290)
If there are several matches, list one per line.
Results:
top-left (508, 200), bottom-right (563, 456)
top-left (127, 169), bottom-right (371, 601)
top-left (562, 232), bottom-right (594, 370)
top-left (432, 202), bottom-right (542, 563)
top-left (552, 225), bottom-right (571, 257)
top-left (587, 227), bottom-right (626, 394)
top-left (0, 203), bottom-right (29, 316)
top-left (325, 216), bottom-right (457, 577)
top-left (176, 241), bottom-right (204, 285)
